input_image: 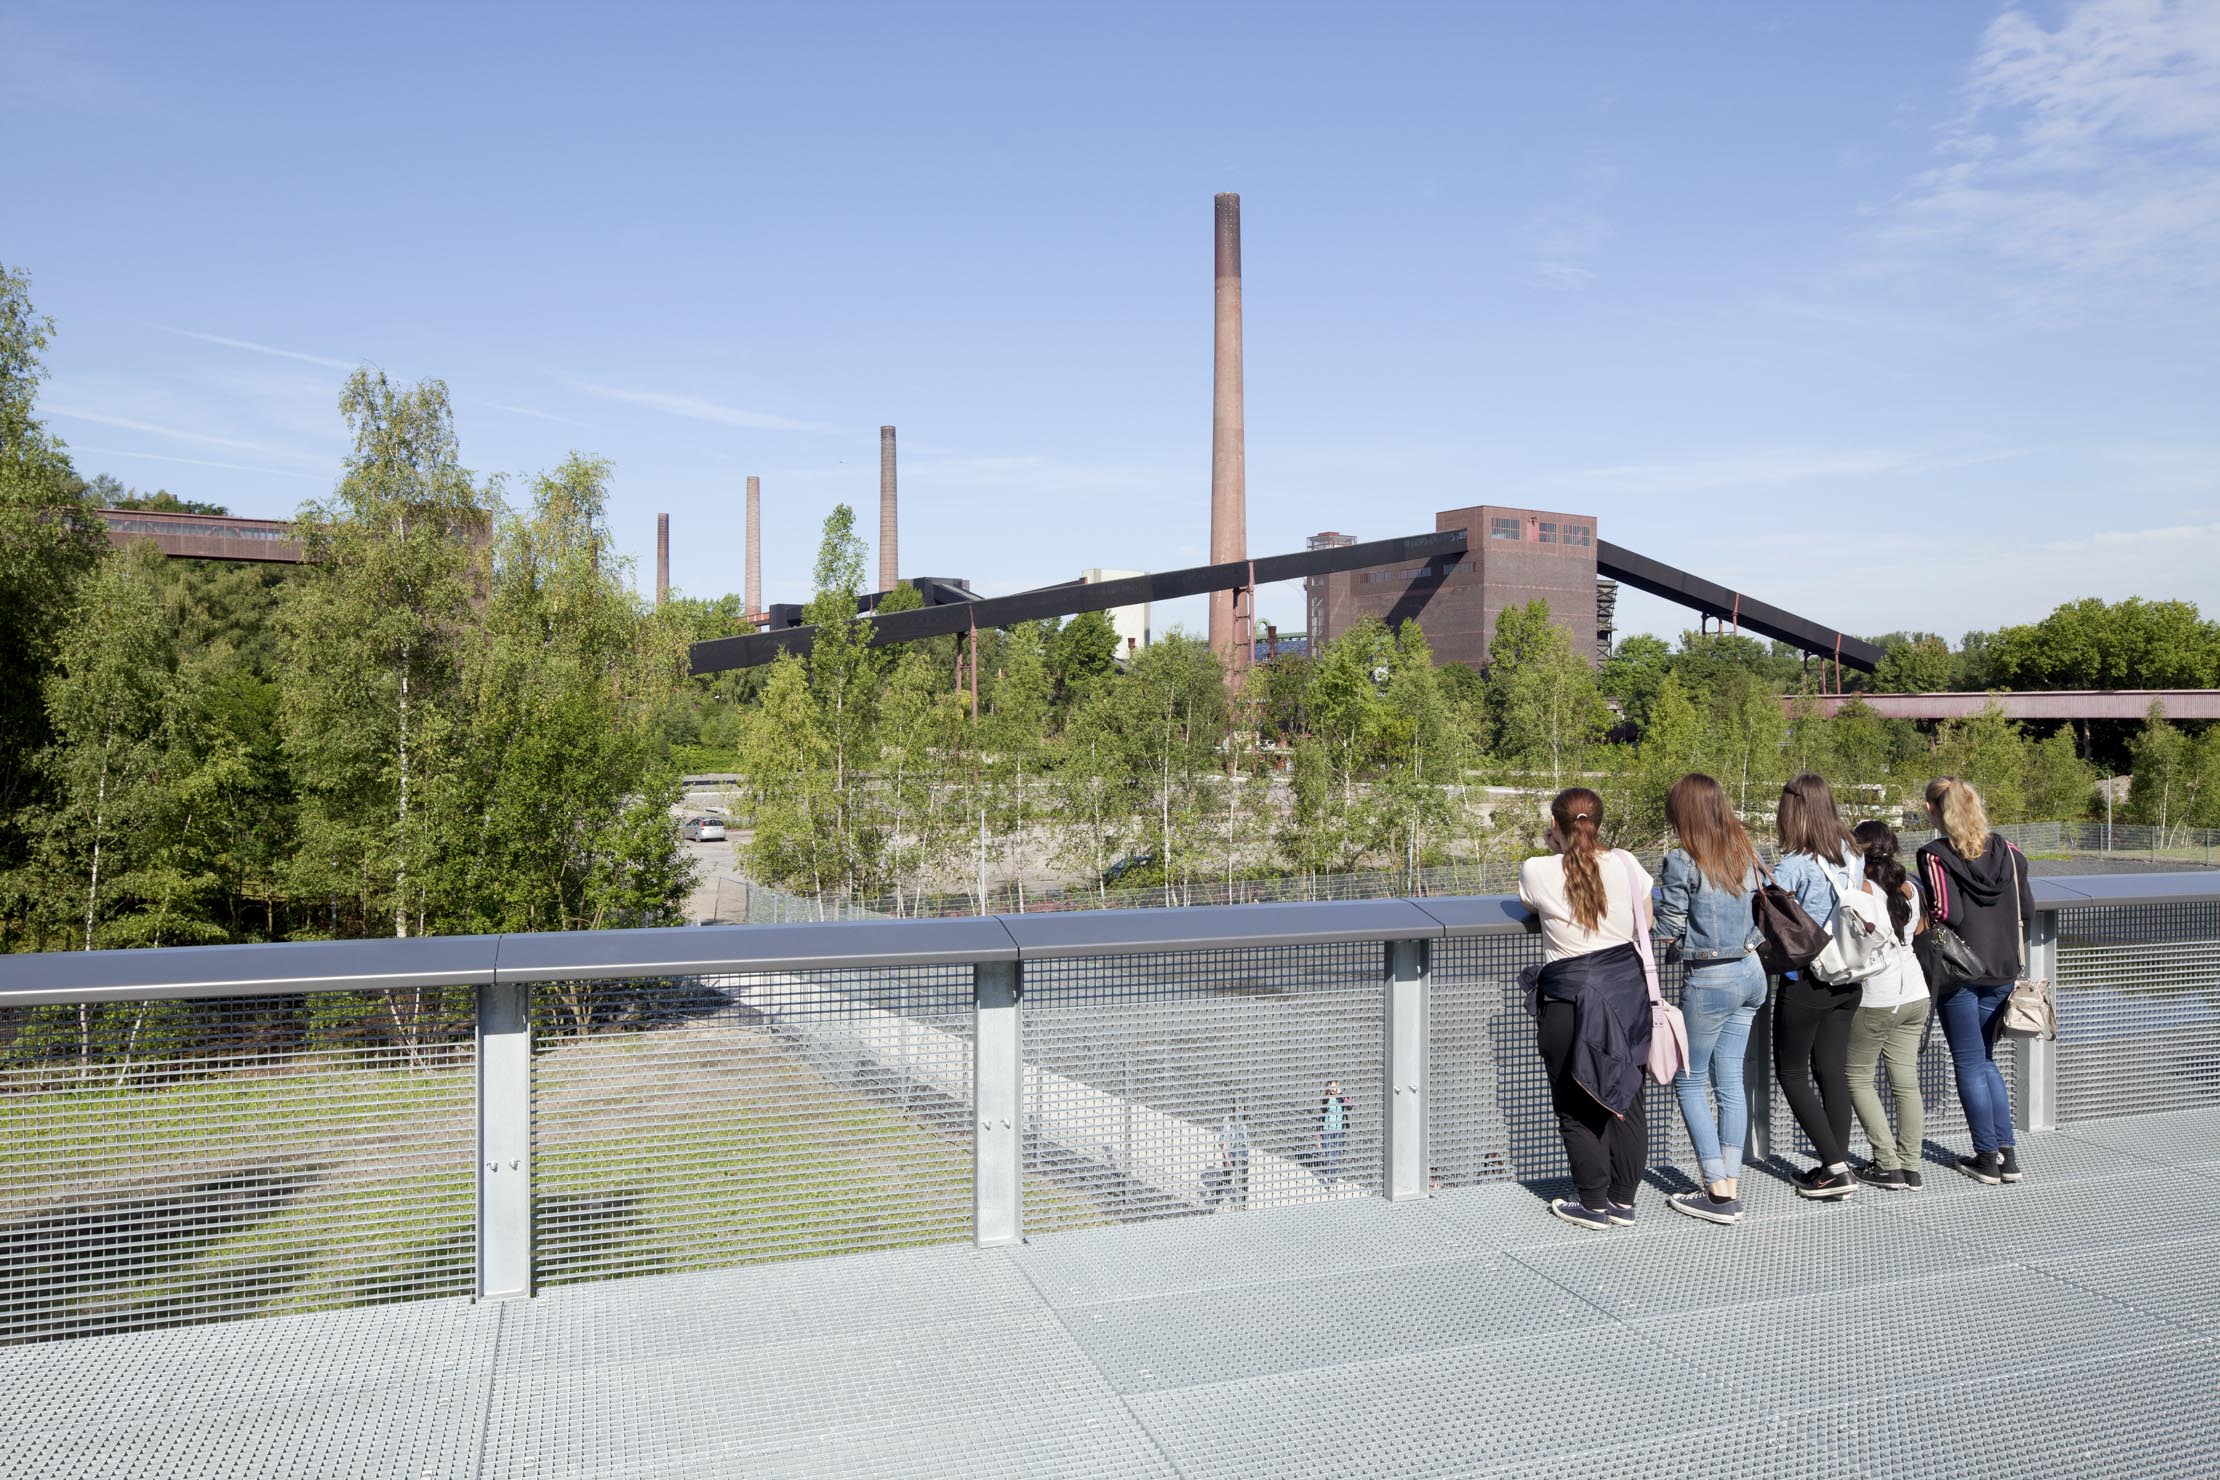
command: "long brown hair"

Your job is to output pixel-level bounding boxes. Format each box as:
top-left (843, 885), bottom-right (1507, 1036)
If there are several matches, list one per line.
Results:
top-left (1666, 773), bottom-right (1760, 893)
top-left (1925, 776), bottom-right (1992, 859)
top-left (1550, 786), bottom-right (1608, 931)
top-left (1852, 819), bottom-right (1915, 937)
top-left (1777, 772), bottom-right (1852, 865)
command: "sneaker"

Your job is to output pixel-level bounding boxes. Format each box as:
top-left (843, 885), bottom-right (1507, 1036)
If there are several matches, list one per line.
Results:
top-left (1998, 1147), bottom-right (2024, 1183)
top-left (1957, 1152), bottom-right (2004, 1185)
top-left (1794, 1167), bottom-right (1856, 1200)
top-left (1852, 1162), bottom-right (1908, 1191)
top-left (1669, 1190), bottom-right (1745, 1225)
top-left (1606, 1200), bottom-right (1637, 1227)
top-left (1550, 1198), bottom-right (1614, 1231)
top-left (1900, 1168), bottom-right (1924, 1191)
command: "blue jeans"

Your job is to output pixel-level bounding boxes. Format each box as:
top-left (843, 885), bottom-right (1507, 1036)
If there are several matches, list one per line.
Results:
top-left (1672, 955), bottom-right (1769, 1183)
top-left (1937, 980), bottom-right (2016, 1154)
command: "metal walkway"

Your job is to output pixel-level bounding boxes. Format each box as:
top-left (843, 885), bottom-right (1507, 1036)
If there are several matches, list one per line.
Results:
top-left (5, 1108), bottom-right (2215, 1479)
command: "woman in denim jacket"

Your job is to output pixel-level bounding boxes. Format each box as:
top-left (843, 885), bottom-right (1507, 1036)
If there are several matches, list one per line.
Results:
top-left (1654, 774), bottom-right (1766, 1226)
top-left (1770, 772), bottom-right (1866, 1200)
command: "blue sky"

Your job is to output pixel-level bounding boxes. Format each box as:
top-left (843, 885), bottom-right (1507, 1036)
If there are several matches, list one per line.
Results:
top-left (6, 0), bottom-right (2216, 645)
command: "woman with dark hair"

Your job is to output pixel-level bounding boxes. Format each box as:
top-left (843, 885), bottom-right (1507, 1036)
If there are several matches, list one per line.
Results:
top-left (1518, 787), bottom-right (1656, 1230)
top-left (1847, 820), bottom-right (1929, 1190)
top-left (1918, 777), bottom-right (2034, 1185)
top-left (1772, 772), bottom-right (1865, 1200)
top-left (1655, 774), bottom-right (1765, 1225)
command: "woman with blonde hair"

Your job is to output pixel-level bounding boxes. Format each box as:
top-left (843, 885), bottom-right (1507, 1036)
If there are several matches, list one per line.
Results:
top-left (1518, 787), bottom-right (1656, 1230)
top-left (1917, 777), bottom-right (2034, 1185)
top-left (1655, 774), bottom-right (1766, 1225)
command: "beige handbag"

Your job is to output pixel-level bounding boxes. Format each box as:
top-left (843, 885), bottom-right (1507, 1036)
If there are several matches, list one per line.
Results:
top-left (1999, 845), bottom-right (2057, 1040)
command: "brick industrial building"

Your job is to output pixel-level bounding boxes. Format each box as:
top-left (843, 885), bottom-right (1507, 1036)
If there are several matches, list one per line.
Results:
top-left (1303, 504), bottom-right (1615, 667)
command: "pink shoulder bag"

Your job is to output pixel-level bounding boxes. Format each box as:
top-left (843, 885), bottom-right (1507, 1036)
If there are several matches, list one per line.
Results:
top-left (1622, 852), bottom-right (1688, 1085)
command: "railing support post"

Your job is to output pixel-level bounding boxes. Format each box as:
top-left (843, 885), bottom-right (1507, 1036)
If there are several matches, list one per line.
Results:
top-left (1748, 980), bottom-right (1776, 1163)
top-left (2014, 910), bottom-right (2059, 1133)
top-left (475, 980), bottom-right (534, 1301)
top-left (974, 959), bottom-right (1023, 1246)
top-left (1385, 938), bottom-right (1427, 1201)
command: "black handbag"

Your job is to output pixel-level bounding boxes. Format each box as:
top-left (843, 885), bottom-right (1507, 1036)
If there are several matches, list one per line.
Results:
top-left (1914, 919), bottom-right (1985, 993)
top-left (1752, 863), bottom-right (1828, 976)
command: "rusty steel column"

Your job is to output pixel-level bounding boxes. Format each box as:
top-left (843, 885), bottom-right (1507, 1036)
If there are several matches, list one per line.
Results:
top-left (656, 512), bottom-right (670, 607)
top-left (879, 425), bottom-right (898, 594)
top-left (1208, 193), bottom-right (1248, 680)
top-left (744, 475), bottom-right (762, 625)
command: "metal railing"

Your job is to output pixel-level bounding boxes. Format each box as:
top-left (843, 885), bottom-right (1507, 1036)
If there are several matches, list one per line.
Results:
top-left (2, 873), bottom-right (2214, 1344)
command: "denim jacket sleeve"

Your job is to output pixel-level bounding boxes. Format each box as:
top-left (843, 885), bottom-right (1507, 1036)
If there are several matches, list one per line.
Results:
top-left (1774, 853), bottom-right (1836, 928)
top-left (1654, 851), bottom-right (1694, 947)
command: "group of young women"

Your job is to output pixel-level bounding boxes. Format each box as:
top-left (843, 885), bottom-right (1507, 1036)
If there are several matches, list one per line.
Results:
top-left (1517, 772), bottom-right (2034, 1230)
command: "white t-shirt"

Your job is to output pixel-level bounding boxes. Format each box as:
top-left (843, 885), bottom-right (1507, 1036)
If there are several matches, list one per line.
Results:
top-left (1859, 880), bottom-right (1928, 1010)
top-left (1519, 849), bottom-right (1657, 964)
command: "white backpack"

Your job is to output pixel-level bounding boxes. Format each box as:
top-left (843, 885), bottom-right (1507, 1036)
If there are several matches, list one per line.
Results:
top-left (1811, 864), bottom-right (1893, 985)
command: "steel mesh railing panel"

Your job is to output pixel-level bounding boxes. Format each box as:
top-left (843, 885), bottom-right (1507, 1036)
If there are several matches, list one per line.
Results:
top-left (529, 967), bottom-right (976, 1286)
top-left (1429, 937), bottom-right (1703, 1189)
top-left (1019, 944), bottom-right (1384, 1232)
top-left (2057, 903), bottom-right (2220, 1122)
top-left (0, 989), bottom-right (475, 1345)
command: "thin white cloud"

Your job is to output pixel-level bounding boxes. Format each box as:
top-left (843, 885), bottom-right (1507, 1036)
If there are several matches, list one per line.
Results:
top-left (1563, 446), bottom-right (2035, 495)
top-left (484, 401), bottom-right (601, 429)
top-left (149, 324), bottom-right (358, 371)
top-left (1873, 0), bottom-right (2220, 315)
top-left (2041, 519), bottom-right (2220, 550)
top-left (45, 406), bottom-right (323, 462)
top-left (567, 379), bottom-right (836, 433)
top-left (73, 446), bottom-right (327, 483)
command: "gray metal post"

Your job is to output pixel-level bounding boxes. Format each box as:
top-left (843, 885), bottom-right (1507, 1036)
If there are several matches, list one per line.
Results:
top-left (1747, 979), bottom-right (1776, 1162)
top-left (2013, 910), bottom-right (2059, 1132)
top-left (1385, 938), bottom-right (1427, 1201)
top-left (475, 981), bottom-right (534, 1301)
top-left (974, 959), bottom-right (1023, 1246)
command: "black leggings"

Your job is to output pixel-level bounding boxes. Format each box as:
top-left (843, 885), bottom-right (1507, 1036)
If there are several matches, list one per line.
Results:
top-left (1774, 975), bottom-right (1860, 1166)
top-left (1536, 998), bottom-right (1648, 1208)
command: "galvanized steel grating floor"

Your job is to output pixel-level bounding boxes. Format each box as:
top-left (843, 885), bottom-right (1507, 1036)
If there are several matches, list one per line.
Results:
top-left (4, 1109), bottom-right (2217, 1479)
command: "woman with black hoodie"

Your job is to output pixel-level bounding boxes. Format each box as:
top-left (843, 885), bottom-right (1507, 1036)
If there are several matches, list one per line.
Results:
top-left (1918, 777), bottom-right (2036, 1186)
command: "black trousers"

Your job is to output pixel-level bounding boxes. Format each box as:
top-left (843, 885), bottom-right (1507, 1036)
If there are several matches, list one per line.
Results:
top-left (1775, 975), bottom-right (1860, 1166)
top-left (1536, 998), bottom-right (1648, 1208)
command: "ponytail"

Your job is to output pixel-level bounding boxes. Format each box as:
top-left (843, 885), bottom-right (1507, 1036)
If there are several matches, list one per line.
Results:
top-left (1551, 786), bottom-right (1608, 932)
top-left (1852, 819), bottom-right (1912, 937)
top-left (1925, 776), bottom-right (1992, 860)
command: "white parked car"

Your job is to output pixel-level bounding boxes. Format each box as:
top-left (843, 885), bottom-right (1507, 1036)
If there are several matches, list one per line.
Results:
top-left (681, 816), bottom-right (727, 843)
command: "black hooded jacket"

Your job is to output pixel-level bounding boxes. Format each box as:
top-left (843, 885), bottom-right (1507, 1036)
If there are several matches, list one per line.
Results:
top-left (1917, 833), bottom-right (2035, 983)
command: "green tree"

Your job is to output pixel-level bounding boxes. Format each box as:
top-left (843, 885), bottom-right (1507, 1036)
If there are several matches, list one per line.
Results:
top-left (1710, 669), bottom-right (1789, 815)
top-left (0, 264), bottom-right (104, 860)
top-left (281, 371), bottom-right (491, 938)
top-left (1378, 621), bottom-right (1461, 885)
top-left (1047, 609), bottom-right (1119, 708)
top-left (800, 505), bottom-right (884, 898)
top-left (1599, 633), bottom-right (1673, 729)
top-left (2124, 702), bottom-right (2198, 839)
top-left (1931, 704), bottom-right (2030, 824)
top-left (1488, 601), bottom-right (1607, 787)
top-left (2024, 728), bottom-right (2096, 823)
top-left (423, 455), bottom-right (695, 935)
top-left (1875, 635), bottom-right (1955, 694)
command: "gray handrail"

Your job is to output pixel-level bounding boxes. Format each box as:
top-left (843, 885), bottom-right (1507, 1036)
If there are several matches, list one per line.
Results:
top-left (1, 873), bottom-right (2213, 1007)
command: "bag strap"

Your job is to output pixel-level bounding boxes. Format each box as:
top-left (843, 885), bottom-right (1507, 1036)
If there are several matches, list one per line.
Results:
top-left (2004, 840), bottom-right (2029, 976)
top-left (1617, 851), bottom-right (1664, 1006)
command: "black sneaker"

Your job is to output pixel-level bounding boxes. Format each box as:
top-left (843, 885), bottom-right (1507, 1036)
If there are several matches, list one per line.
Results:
top-left (1605, 1200), bottom-right (1636, 1227)
top-left (1852, 1162), bottom-right (1907, 1191)
top-left (1957, 1153), bottom-right (2004, 1185)
top-left (1795, 1167), bottom-right (1856, 1200)
top-left (1900, 1168), bottom-right (1924, 1191)
top-left (1669, 1190), bottom-right (1745, 1225)
top-left (1550, 1198), bottom-right (1614, 1231)
top-left (1998, 1147), bottom-right (2024, 1183)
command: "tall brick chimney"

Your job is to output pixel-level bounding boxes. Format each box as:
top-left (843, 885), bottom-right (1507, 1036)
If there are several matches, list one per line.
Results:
top-left (1208, 193), bottom-right (1248, 679)
top-left (745, 475), bottom-right (761, 624)
top-left (878, 425), bottom-right (898, 594)
top-left (656, 512), bottom-right (670, 607)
